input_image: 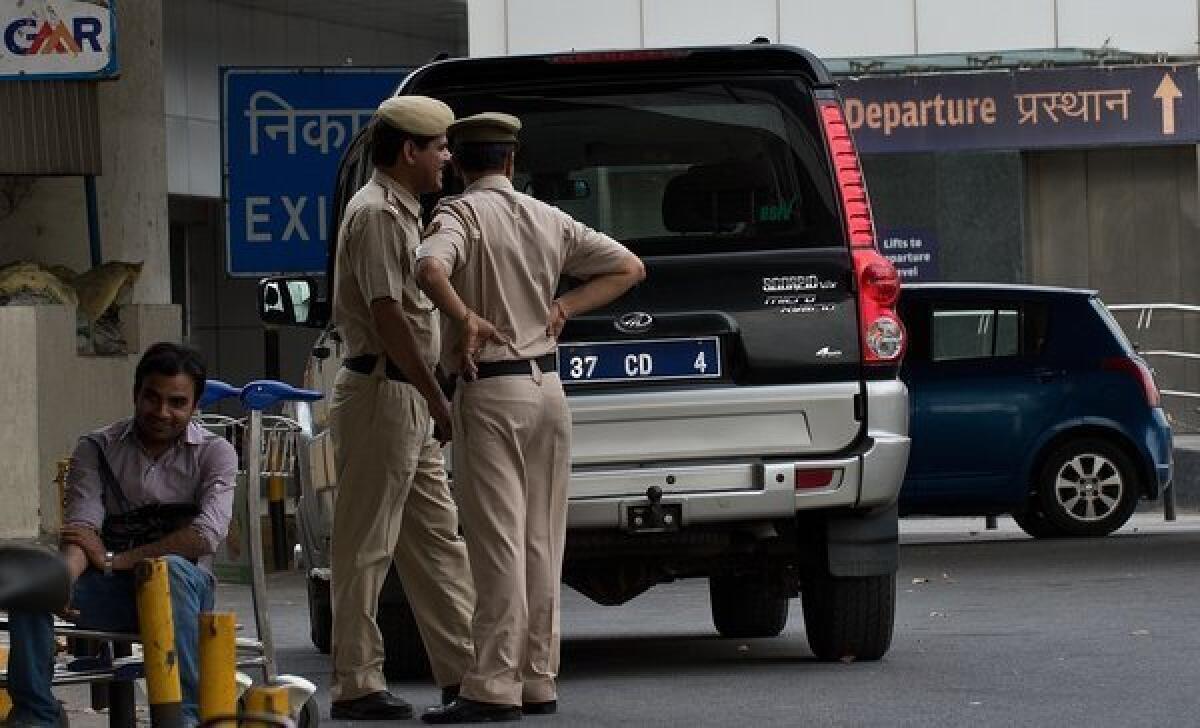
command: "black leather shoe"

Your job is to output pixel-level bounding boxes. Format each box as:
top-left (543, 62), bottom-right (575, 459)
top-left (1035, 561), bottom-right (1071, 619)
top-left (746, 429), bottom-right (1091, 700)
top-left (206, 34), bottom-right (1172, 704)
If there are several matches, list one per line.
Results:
top-left (522, 700), bottom-right (557, 715)
top-left (331, 690), bottom-right (414, 720)
top-left (442, 684), bottom-right (461, 705)
top-left (421, 697), bottom-right (522, 724)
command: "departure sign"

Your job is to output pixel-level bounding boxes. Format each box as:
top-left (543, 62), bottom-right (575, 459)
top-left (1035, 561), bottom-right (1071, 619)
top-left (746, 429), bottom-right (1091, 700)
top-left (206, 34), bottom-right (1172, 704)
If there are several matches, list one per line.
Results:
top-left (839, 65), bottom-right (1199, 153)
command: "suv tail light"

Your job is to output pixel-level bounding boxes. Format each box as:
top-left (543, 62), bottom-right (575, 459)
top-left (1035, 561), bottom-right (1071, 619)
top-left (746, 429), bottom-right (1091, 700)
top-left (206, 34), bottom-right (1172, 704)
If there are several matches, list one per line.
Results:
top-left (818, 100), bottom-right (905, 364)
top-left (548, 49), bottom-right (689, 64)
top-left (1102, 356), bottom-right (1162, 408)
top-left (795, 467), bottom-right (836, 490)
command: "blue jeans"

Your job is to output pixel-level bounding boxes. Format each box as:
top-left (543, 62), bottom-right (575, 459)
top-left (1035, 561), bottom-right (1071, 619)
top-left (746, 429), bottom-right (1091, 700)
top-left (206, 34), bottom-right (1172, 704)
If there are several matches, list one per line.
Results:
top-left (5, 555), bottom-right (214, 727)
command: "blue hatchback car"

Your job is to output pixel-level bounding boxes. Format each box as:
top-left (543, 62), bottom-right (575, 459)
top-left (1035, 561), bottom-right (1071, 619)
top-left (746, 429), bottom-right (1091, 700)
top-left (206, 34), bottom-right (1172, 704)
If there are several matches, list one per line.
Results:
top-left (897, 284), bottom-right (1173, 538)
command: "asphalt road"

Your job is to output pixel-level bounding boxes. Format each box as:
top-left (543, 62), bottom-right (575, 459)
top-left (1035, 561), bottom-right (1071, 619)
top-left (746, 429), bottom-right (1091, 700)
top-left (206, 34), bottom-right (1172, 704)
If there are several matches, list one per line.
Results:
top-left (49, 515), bottom-right (1200, 727)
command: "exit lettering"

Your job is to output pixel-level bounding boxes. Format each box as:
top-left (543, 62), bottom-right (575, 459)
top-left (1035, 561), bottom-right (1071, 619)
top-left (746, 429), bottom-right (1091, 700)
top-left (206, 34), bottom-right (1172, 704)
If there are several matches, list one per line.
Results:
top-left (244, 195), bottom-right (329, 244)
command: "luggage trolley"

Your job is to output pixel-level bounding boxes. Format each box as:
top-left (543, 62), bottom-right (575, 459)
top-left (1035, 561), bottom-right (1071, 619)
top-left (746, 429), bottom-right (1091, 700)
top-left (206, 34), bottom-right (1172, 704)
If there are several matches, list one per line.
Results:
top-left (212, 379), bottom-right (324, 728)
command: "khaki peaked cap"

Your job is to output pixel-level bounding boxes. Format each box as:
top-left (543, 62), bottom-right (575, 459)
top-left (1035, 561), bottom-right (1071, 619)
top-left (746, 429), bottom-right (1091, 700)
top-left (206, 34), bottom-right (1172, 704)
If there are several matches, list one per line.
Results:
top-left (449, 112), bottom-right (522, 144)
top-left (375, 96), bottom-right (454, 136)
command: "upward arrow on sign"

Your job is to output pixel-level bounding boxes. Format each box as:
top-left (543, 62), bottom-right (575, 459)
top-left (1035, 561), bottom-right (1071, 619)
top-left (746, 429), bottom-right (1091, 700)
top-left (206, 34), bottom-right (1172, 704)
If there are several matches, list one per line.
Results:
top-left (1154, 73), bottom-right (1182, 135)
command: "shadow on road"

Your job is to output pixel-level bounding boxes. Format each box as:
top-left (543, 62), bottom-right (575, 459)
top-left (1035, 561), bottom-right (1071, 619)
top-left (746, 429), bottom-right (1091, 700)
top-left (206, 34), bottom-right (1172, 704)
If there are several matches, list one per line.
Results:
top-left (561, 632), bottom-right (823, 679)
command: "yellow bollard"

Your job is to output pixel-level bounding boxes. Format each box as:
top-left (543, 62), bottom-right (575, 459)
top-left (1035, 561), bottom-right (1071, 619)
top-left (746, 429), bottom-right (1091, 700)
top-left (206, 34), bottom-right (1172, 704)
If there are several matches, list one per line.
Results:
top-left (266, 436), bottom-right (289, 571)
top-left (267, 436), bottom-right (287, 503)
top-left (243, 685), bottom-right (290, 728)
top-left (1, 645), bottom-right (11, 720)
top-left (135, 558), bottom-right (183, 728)
top-left (198, 612), bottom-right (238, 725)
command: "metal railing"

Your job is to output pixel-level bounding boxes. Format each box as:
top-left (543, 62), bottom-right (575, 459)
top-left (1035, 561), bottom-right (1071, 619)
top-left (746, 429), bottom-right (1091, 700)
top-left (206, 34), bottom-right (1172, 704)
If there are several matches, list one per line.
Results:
top-left (1106, 302), bottom-right (1200, 522)
top-left (1108, 302), bottom-right (1200, 403)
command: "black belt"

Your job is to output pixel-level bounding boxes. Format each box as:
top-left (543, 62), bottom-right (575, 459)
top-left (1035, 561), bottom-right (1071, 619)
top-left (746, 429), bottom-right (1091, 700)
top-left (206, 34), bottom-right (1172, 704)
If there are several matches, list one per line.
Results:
top-left (474, 352), bottom-right (558, 379)
top-left (343, 354), bottom-right (410, 383)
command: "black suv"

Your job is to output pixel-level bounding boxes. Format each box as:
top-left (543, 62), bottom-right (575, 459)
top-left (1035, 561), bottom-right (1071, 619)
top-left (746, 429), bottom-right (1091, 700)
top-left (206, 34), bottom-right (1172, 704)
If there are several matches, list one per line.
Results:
top-left (260, 44), bottom-right (910, 675)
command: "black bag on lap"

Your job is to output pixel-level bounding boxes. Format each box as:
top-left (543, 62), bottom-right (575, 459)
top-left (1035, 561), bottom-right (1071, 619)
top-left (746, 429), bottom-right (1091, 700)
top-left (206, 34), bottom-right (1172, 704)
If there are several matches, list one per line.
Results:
top-left (86, 435), bottom-right (199, 553)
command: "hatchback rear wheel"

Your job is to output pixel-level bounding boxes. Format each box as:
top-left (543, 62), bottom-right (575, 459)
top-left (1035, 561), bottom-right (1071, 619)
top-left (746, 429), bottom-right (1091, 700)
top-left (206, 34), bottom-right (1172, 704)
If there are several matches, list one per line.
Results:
top-left (1010, 506), bottom-right (1059, 539)
top-left (1035, 438), bottom-right (1140, 538)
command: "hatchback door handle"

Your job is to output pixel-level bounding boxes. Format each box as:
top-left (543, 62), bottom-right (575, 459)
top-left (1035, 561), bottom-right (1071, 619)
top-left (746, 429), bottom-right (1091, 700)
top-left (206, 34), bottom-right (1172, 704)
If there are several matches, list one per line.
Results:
top-left (1033, 368), bottom-right (1059, 383)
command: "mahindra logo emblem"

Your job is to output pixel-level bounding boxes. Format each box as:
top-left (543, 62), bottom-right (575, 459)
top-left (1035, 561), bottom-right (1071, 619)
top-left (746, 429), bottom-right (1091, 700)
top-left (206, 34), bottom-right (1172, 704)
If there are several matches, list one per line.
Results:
top-left (615, 311), bottom-right (654, 334)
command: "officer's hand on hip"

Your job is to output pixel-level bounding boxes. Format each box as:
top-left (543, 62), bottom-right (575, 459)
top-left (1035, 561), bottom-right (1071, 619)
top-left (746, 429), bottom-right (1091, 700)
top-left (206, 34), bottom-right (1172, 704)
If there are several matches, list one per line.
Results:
top-left (458, 311), bottom-right (505, 380)
top-left (546, 299), bottom-right (571, 339)
top-left (431, 395), bottom-right (453, 446)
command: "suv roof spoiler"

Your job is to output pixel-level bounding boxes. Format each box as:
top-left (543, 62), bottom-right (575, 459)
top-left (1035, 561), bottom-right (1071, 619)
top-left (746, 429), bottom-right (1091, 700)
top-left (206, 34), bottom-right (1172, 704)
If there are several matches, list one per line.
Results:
top-left (400, 44), bottom-right (835, 95)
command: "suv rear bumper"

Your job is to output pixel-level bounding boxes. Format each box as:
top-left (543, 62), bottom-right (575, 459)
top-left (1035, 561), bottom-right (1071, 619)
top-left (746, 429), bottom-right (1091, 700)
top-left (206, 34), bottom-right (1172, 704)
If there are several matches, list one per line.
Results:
top-left (566, 379), bottom-right (909, 529)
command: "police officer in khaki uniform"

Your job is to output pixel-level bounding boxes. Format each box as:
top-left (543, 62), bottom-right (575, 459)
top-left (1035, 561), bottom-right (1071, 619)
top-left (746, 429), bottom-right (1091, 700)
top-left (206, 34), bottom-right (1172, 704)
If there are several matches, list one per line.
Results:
top-left (327, 96), bottom-right (475, 721)
top-left (416, 112), bottom-right (645, 723)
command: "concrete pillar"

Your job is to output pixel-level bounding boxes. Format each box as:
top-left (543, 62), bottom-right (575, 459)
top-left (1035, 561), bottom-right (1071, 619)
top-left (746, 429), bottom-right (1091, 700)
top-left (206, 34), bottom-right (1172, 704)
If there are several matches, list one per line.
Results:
top-left (96, 0), bottom-right (170, 304)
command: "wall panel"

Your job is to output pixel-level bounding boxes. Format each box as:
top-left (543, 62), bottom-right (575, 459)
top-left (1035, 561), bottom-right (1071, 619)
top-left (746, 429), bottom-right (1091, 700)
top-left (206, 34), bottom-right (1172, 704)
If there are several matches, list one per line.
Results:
top-left (507, 0), bottom-right (642, 54)
top-left (1057, 0), bottom-right (1197, 55)
top-left (645, 0), bottom-right (777, 46)
top-left (781, 0), bottom-right (916, 57)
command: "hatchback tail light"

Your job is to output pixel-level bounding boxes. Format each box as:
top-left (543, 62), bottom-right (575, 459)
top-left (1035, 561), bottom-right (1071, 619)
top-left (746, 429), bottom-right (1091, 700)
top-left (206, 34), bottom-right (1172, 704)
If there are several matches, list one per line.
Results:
top-left (1102, 356), bottom-right (1162, 408)
top-left (818, 100), bottom-right (905, 364)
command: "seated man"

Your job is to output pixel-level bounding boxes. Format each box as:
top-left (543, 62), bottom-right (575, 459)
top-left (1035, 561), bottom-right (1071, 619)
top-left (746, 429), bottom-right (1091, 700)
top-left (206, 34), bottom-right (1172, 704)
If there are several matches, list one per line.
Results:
top-left (3, 342), bottom-right (238, 728)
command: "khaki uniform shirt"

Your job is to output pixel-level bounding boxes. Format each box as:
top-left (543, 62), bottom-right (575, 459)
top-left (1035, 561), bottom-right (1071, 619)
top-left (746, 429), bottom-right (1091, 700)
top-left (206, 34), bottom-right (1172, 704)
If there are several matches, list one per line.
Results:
top-left (333, 169), bottom-right (440, 367)
top-left (416, 174), bottom-right (633, 373)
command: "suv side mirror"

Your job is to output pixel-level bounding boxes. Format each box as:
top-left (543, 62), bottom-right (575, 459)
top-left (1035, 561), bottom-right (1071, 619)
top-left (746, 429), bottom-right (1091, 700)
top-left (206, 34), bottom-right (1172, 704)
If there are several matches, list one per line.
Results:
top-left (258, 276), bottom-right (329, 329)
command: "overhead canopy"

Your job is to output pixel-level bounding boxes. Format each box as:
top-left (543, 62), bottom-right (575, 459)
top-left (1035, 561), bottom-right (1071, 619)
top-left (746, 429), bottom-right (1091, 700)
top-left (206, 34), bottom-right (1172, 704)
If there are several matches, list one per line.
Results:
top-left (825, 46), bottom-right (1197, 76)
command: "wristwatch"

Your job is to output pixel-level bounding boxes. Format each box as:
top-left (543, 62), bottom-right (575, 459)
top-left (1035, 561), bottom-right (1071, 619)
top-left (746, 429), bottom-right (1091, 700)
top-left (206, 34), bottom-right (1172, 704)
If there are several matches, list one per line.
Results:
top-left (103, 551), bottom-right (114, 576)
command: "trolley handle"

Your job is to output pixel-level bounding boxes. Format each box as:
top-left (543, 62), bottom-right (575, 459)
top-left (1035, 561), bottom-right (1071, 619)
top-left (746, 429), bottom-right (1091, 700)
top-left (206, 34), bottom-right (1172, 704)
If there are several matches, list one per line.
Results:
top-left (199, 379), bottom-right (241, 409)
top-left (240, 379), bottom-right (324, 411)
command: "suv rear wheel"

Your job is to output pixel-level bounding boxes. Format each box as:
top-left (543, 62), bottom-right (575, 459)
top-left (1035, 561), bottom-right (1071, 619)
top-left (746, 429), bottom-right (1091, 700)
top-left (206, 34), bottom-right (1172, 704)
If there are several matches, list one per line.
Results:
top-left (379, 599), bottom-right (432, 679)
top-left (307, 568), bottom-right (433, 678)
top-left (306, 575), bottom-right (333, 654)
top-left (708, 571), bottom-right (789, 639)
top-left (1035, 437), bottom-right (1140, 538)
top-left (378, 568), bottom-right (432, 679)
top-left (801, 571), bottom-right (895, 661)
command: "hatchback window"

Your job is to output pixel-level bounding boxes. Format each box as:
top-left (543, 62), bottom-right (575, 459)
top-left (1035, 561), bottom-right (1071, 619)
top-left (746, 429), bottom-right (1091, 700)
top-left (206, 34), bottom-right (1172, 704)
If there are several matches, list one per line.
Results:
top-left (437, 79), bottom-right (842, 256)
top-left (932, 308), bottom-right (1020, 361)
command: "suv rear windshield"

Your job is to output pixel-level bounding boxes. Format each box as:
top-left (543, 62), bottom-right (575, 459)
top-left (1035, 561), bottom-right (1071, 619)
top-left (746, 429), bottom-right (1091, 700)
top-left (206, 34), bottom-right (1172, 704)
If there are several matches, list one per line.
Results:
top-left (437, 78), bottom-right (843, 256)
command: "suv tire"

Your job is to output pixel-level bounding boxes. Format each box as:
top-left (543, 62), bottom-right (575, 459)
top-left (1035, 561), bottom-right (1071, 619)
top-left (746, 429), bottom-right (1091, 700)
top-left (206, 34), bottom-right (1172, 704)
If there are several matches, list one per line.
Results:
top-left (306, 575), bottom-right (332, 654)
top-left (1035, 437), bottom-right (1140, 538)
top-left (379, 596), bottom-right (433, 679)
top-left (308, 569), bottom-right (432, 678)
top-left (801, 571), bottom-right (895, 661)
top-left (708, 572), bottom-right (789, 638)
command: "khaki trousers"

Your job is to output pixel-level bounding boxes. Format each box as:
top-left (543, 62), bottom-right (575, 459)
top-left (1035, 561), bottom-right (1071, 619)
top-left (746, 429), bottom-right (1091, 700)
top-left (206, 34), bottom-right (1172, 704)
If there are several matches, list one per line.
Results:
top-left (328, 368), bottom-right (475, 702)
top-left (453, 369), bottom-right (571, 706)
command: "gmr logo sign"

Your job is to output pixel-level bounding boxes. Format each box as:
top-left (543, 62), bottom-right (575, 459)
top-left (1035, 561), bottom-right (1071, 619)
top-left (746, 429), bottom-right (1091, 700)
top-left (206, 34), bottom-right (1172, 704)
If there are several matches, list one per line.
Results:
top-left (1, 0), bottom-right (117, 80)
top-left (5, 16), bottom-right (103, 55)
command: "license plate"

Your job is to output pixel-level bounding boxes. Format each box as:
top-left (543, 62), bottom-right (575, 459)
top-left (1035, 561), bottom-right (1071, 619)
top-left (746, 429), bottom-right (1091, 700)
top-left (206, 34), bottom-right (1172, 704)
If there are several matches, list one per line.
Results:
top-left (559, 337), bottom-right (721, 384)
